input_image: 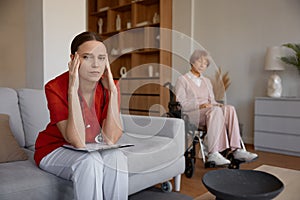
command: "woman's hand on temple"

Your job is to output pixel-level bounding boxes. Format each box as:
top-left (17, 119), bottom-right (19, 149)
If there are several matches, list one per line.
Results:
top-left (68, 52), bottom-right (80, 91)
top-left (101, 54), bottom-right (117, 93)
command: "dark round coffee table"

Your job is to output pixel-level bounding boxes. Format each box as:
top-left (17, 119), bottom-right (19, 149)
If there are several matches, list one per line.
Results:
top-left (202, 169), bottom-right (284, 200)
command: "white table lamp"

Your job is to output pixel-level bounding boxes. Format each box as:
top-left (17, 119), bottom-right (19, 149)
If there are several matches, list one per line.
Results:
top-left (264, 46), bottom-right (285, 98)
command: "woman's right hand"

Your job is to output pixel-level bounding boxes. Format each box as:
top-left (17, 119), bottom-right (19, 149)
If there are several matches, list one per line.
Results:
top-left (68, 52), bottom-right (80, 91)
top-left (65, 52), bottom-right (86, 147)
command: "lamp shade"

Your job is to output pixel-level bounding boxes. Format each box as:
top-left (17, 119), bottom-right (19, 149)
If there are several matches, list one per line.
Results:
top-left (264, 46), bottom-right (285, 71)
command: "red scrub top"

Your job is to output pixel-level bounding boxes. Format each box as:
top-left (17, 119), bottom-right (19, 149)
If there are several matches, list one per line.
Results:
top-left (34, 71), bottom-right (120, 166)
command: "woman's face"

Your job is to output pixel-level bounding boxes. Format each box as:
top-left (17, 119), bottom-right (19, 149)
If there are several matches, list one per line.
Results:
top-left (191, 56), bottom-right (209, 75)
top-left (76, 40), bottom-right (107, 83)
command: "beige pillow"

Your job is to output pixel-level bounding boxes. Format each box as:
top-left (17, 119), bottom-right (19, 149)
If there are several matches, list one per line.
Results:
top-left (0, 114), bottom-right (28, 163)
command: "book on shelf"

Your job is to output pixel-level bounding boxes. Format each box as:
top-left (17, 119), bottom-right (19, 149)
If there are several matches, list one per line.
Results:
top-left (98, 6), bottom-right (109, 12)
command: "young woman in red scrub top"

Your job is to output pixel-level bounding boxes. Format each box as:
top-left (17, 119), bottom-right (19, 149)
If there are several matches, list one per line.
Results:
top-left (34, 31), bottom-right (128, 200)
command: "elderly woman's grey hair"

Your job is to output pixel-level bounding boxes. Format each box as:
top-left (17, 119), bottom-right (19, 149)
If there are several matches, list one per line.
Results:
top-left (189, 49), bottom-right (211, 66)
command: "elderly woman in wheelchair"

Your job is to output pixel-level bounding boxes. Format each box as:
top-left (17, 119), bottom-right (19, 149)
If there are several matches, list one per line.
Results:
top-left (175, 49), bottom-right (258, 166)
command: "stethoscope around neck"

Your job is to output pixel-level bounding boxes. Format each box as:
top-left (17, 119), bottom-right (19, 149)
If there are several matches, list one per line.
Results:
top-left (79, 81), bottom-right (106, 144)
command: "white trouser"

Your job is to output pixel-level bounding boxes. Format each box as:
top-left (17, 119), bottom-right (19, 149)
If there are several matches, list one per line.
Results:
top-left (40, 147), bottom-right (128, 200)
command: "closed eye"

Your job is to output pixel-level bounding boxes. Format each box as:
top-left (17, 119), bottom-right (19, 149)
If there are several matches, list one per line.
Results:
top-left (83, 55), bottom-right (93, 60)
top-left (98, 56), bottom-right (106, 61)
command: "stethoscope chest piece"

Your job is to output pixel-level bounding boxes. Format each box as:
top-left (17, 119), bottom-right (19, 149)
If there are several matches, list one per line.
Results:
top-left (95, 133), bottom-right (103, 143)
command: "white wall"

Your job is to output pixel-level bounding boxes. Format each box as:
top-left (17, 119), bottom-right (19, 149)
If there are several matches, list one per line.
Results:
top-left (25, 0), bottom-right (44, 89)
top-left (0, 0), bottom-right (87, 89)
top-left (173, 0), bottom-right (300, 143)
top-left (43, 0), bottom-right (87, 84)
top-left (0, 0), bottom-right (26, 88)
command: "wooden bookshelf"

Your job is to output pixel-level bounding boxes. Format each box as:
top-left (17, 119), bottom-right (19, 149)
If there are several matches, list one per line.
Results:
top-left (88, 0), bottom-right (172, 116)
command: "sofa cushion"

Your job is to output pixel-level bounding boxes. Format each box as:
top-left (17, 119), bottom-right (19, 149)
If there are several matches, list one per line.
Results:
top-left (118, 133), bottom-right (181, 173)
top-left (17, 89), bottom-right (50, 149)
top-left (0, 87), bottom-right (25, 146)
top-left (0, 114), bottom-right (28, 163)
top-left (0, 151), bottom-right (73, 200)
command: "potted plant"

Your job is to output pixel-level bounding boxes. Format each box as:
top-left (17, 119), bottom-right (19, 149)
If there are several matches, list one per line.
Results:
top-left (280, 43), bottom-right (300, 74)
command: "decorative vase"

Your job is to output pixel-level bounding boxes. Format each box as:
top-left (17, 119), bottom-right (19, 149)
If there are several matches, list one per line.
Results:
top-left (120, 66), bottom-right (127, 78)
top-left (98, 18), bottom-right (103, 34)
top-left (148, 65), bottom-right (153, 77)
top-left (116, 14), bottom-right (121, 31)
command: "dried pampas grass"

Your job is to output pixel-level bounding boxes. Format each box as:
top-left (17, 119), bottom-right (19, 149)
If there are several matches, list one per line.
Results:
top-left (210, 66), bottom-right (231, 101)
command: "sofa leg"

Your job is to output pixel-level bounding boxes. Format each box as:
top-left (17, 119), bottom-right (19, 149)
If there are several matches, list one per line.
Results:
top-left (174, 174), bottom-right (181, 191)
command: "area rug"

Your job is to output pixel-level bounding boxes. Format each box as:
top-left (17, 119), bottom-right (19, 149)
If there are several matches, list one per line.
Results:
top-left (194, 165), bottom-right (300, 200)
top-left (129, 187), bottom-right (193, 200)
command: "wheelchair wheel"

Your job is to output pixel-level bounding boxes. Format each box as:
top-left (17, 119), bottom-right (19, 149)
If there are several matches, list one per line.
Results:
top-left (184, 157), bottom-right (195, 178)
top-left (226, 152), bottom-right (243, 169)
top-left (228, 158), bottom-right (244, 169)
top-left (229, 162), bottom-right (240, 169)
top-left (162, 112), bottom-right (171, 117)
top-left (161, 181), bottom-right (173, 192)
top-left (204, 161), bottom-right (216, 168)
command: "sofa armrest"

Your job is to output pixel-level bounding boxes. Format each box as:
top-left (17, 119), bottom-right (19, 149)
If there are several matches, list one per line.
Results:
top-left (121, 114), bottom-right (185, 153)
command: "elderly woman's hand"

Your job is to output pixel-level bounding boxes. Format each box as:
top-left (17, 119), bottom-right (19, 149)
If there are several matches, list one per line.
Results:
top-left (199, 103), bottom-right (213, 109)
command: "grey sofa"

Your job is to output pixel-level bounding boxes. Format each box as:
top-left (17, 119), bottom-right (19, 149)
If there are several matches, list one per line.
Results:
top-left (0, 87), bottom-right (185, 200)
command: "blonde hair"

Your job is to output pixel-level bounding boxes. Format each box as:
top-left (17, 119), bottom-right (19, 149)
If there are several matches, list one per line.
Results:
top-left (189, 49), bottom-right (210, 67)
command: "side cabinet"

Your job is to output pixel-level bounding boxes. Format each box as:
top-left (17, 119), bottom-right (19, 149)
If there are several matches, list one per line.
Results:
top-left (254, 97), bottom-right (300, 157)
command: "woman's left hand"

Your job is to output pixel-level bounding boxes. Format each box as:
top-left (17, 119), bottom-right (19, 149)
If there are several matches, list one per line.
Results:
top-left (101, 54), bottom-right (117, 93)
top-left (200, 103), bottom-right (212, 109)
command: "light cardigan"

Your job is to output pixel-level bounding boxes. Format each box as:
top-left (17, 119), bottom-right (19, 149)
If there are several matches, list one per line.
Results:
top-left (175, 73), bottom-right (218, 112)
top-left (175, 73), bottom-right (242, 153)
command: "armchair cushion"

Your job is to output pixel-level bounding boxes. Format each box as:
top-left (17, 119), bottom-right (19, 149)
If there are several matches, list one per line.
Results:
top-left (118, 133), bottom-right (179, 173)
top-left (119, 115), bottom-right (185, 173)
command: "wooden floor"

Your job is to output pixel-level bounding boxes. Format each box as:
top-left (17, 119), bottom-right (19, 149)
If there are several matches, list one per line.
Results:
top-left (175, 145), bottom-right (300, 198)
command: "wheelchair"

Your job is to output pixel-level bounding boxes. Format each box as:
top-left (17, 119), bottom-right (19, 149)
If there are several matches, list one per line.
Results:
top-left (163, 82), bottom-right (247, 178)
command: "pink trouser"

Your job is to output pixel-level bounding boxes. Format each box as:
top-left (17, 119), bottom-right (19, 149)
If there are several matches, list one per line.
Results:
top-left (187, 105), bottom-right (241, 153)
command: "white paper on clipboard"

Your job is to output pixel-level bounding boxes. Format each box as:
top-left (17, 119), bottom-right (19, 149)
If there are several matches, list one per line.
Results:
top-left (63, 143), bottom-right (134, 152)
